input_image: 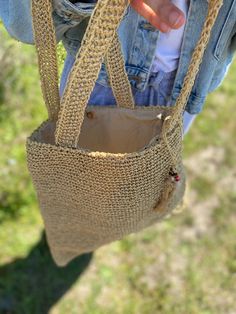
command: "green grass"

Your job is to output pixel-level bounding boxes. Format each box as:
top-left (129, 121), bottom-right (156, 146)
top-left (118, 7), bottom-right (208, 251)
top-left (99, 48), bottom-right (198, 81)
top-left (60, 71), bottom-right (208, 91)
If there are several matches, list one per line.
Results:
top-left (0, 25), bottom-right (236, 314)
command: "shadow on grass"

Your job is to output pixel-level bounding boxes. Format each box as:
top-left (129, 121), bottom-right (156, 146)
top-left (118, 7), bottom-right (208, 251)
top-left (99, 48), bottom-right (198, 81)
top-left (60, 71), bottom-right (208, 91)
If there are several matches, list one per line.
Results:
top-left (0, 232), bottom-right (93, 314)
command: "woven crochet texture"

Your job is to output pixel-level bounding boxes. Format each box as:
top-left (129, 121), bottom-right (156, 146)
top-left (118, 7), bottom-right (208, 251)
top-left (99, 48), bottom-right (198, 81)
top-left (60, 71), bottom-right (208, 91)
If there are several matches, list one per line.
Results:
top-left (28, 0), bottom-right (223, 266)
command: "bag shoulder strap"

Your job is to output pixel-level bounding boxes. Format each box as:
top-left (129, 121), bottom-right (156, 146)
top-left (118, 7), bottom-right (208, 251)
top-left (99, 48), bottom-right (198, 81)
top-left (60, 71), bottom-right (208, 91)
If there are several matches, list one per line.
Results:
top-left (169, 0), bottom-right (224, 129)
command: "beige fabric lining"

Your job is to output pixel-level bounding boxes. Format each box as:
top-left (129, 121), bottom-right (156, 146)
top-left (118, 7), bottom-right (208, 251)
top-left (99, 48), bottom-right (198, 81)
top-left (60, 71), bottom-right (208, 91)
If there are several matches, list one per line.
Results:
top-left (35, 106), bottom-right (173, 154)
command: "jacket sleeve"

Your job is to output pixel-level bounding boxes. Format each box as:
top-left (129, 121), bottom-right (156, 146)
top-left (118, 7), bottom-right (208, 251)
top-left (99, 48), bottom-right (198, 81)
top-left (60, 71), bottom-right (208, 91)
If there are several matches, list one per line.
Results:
top-left (0, 0), bottom-right (95, 44)
top-left (0, 0), bottom-right (34, 43)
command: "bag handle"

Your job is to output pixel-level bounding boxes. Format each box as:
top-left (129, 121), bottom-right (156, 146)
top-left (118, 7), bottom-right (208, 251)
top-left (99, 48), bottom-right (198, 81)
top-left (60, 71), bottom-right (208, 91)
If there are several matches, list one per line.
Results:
top-left (32, 0), bottom-right (135, 116)
top-left (31, 0), bottom-right (61, 121)
top-left (169, 0), bottom-right (223, 129)
top-left (104, 32), bottom-right (135, 109)
top-left (32, 0), bottom-right (223, 148)
top-left (32, 0), bottom-right (133, 147)
top-left (55, 0), bottom-right (133, 147)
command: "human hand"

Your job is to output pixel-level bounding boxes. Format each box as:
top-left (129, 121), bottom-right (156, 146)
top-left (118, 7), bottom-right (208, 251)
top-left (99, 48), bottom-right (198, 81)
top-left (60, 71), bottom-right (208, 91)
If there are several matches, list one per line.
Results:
top-left (130, 0), bottom-right (186, 32)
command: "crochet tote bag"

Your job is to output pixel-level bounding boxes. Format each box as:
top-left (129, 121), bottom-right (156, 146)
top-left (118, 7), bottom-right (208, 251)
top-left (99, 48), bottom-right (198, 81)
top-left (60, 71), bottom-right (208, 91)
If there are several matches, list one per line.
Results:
top-left (27, 0), bottom-right (222, 266)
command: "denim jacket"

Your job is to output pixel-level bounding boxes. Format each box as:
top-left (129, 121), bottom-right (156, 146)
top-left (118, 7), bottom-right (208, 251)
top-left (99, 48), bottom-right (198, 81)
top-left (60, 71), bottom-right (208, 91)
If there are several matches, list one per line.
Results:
top-left (0, 0), bottom-right (236, 114)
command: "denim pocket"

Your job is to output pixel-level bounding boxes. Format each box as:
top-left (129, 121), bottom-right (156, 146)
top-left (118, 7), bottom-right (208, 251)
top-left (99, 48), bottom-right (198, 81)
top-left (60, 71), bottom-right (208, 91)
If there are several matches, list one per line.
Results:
top-left (63, 18), bottom-right (89, 44)
top-left (53, 0), bottom-right (95, 19)
top-left (213, 0), bottom-right (236, 61)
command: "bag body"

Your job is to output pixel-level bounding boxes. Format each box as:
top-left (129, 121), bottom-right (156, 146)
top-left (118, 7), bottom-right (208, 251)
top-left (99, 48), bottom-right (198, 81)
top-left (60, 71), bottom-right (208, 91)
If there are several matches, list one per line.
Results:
top-left (27, 105), bottom-right (185, 266)
top-left (28, 0), bottom-right (223, 266)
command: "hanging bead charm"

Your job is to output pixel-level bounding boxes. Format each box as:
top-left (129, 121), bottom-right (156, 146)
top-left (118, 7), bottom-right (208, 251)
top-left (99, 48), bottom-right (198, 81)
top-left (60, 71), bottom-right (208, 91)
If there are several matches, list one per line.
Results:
top-left (169, 168), bottom-right (181, 182)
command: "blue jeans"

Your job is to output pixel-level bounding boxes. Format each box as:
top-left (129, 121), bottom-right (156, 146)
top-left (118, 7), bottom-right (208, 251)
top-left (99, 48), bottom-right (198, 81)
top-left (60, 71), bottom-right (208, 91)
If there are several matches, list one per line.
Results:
top-left (60, 54), bottom-right (196, 135)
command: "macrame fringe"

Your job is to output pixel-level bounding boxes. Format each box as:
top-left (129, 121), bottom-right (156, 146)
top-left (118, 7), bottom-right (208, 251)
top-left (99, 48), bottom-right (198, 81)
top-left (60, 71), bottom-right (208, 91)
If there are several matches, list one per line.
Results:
top-left (153, 176), bottom-right (176, 212)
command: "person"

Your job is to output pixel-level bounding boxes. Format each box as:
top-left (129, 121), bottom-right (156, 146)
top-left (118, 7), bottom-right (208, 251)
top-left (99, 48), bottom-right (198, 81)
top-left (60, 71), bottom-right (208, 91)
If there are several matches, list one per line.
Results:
top-left (0, 0), bottom-right (235, 135)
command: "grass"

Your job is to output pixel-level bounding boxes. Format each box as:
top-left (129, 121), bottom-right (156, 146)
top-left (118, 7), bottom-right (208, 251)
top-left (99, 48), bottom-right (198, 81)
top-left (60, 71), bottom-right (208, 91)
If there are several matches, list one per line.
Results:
top-left (0, 25), bottom-right (236, 314)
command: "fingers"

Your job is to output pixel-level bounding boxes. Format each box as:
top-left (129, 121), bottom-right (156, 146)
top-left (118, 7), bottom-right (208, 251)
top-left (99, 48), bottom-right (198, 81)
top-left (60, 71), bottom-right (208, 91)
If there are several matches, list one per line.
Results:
top-left (130, 0), bottom-right (186, 33)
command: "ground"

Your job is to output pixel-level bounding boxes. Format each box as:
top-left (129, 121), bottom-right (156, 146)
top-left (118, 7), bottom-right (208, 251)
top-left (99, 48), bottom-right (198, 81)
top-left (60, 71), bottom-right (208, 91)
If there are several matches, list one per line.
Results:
top-left (0, 25), bottom-right (236, 314)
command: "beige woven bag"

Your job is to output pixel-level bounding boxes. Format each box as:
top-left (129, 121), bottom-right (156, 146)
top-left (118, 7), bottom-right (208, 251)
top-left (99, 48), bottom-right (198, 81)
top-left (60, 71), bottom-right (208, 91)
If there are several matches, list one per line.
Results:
top-left (27, 0), bottom-right (223, 266)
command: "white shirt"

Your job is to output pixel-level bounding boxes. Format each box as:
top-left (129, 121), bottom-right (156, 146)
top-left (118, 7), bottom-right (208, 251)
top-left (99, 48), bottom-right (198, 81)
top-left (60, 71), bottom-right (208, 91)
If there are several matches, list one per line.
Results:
top-left (151, 0), bottom-right (189, 73)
